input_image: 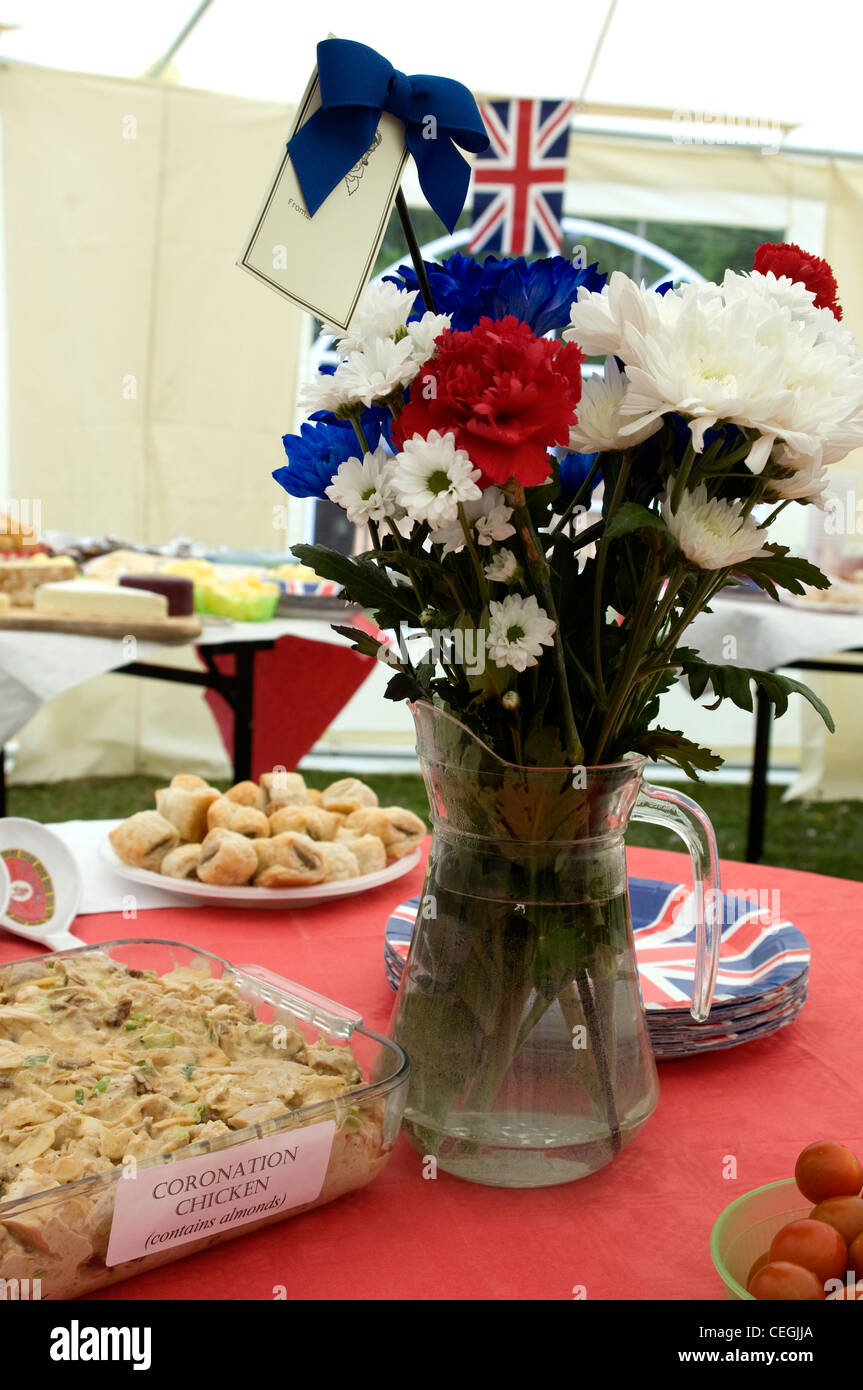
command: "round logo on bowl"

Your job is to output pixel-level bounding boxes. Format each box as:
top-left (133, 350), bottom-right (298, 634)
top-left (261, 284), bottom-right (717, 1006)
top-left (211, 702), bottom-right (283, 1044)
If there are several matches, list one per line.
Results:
top-left (1, 849), bottom-right (55, 926)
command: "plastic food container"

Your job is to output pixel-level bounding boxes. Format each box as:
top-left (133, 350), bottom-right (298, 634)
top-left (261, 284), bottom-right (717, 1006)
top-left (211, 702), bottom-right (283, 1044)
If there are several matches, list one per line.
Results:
top-left (711, 1179), bottom-right (811, 1299)
top-left (0, 939), bottom-right (408, 1300)
top-left (195, 579), bottom-right (279, 621)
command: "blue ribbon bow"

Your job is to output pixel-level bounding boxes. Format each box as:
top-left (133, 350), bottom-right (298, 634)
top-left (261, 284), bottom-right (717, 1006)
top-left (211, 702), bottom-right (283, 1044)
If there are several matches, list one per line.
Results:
top-left (287, 39), bottom-right (490, 232)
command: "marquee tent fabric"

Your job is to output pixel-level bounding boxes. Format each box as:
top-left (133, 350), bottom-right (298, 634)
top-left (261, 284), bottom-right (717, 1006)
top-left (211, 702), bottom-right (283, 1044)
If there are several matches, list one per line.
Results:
top-left (0, 60), bottom-right (302, 550)
top-left (1, 41), bottom-right (862, 791)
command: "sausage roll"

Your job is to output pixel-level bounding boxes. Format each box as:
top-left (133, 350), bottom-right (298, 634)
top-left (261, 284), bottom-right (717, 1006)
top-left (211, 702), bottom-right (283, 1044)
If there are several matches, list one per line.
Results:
top-left (267, 805), bottom-right (341, 841)
top-left (155, 786), bottom-right (220, 842)
top-left (260, 770), bottom-right (307, 809)
top-left (109, 812), bottom-right (180, 871)
top-left (252, 832), bottom-right (325, 887)
top-left (223, 780), bottom-right (265, 808)
top-left (159, 844), bottom-right (203, 880)
top-left (197, 828), bottom-right (257, 886)
top-left (342, 807), bottom-right (425, 859)
top-left (343, 834), bottom-right (387, 875)
top-left (320, 777), bottom-right (378, 815)
top-left (207, 797), bottom-right (270, 839)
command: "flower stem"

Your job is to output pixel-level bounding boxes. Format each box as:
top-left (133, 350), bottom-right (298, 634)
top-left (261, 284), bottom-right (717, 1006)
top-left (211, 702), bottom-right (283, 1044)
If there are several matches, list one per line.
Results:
top-left (457, 502), bottom-right (491, 604)
top-left (505, 483), bottom-right (583, 764)
top-left (574, 966), bottom-right (621, 1155)
top-left (670, 440), bottom-right (696, 512)
top-left (591, 453), bottom-right (632, 708)
top-left (348, 412), bottom-right (370, 455)
top-left (547, 455), bottom-right (603, 540)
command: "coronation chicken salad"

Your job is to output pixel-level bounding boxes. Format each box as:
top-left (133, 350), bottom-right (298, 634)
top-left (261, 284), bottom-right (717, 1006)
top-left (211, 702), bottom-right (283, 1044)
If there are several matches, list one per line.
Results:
top-left (0, 950), bottom-right (388, 1297)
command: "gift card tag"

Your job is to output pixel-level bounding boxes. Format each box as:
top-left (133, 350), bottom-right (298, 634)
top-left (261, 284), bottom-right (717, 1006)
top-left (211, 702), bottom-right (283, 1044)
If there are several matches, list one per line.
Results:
top-left (238, 62), bottom-right (408, 330)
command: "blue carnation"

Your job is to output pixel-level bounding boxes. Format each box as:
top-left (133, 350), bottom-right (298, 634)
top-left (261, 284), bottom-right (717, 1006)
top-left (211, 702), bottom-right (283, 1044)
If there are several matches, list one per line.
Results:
top-left (274, 417), bottom-right (381, 500)
top-left (386, 252), bottom-right (607, 336)
top-left (558, 451), bottom-right (601, 497)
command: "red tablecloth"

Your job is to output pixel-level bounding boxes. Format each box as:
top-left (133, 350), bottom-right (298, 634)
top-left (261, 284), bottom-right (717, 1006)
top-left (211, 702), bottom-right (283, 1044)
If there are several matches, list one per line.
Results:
top-left (2, 845), bottom-right (861, 1302)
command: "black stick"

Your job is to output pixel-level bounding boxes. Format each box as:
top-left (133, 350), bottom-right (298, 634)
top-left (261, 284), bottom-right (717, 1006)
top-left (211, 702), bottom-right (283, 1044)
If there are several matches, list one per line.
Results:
top-left (395, 188), bottom-right (437, 315)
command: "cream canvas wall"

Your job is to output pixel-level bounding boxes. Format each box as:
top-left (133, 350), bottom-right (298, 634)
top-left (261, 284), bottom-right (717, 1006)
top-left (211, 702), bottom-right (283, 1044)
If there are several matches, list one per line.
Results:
top-left (1, 61), bottom-right (302, 549)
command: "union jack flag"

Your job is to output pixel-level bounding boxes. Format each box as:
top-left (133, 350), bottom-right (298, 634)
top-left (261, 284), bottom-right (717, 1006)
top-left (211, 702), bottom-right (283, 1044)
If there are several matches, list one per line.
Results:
top-left (469, 98), bottom-right (573, 256)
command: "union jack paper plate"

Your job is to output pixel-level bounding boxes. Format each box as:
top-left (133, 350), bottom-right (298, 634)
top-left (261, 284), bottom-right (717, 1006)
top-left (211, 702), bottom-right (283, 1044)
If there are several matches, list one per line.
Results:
top-left (383, 877), bottom-right (811, 1059)
top-left (276, 579), bottom-right (342, 598)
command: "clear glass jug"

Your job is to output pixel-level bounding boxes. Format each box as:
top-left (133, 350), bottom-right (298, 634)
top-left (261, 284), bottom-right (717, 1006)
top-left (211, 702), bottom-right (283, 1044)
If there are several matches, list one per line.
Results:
top-left (387, 701), bottom-right (722, 1188)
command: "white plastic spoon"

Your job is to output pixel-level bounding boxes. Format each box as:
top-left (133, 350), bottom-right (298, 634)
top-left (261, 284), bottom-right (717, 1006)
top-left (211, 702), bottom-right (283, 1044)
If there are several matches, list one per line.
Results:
top-left (0, 818), bottom-right (86, 952)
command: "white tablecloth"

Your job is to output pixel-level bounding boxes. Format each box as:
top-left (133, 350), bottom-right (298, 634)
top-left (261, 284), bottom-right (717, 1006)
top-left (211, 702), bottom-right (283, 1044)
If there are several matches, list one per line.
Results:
top-left (686, 593), bottom-right (863, 670)
top-left (0, 615), bottom-right (349, 746)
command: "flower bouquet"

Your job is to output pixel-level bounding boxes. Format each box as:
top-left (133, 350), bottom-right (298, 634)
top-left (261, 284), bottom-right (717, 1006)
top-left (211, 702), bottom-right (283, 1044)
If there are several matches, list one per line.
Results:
top-left (278, 242), bottom-right (863, 1185)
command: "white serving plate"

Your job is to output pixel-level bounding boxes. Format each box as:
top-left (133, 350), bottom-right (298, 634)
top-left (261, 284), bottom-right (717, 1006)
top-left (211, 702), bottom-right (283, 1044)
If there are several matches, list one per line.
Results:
top-left (98, 836), bottom-right (422, 909)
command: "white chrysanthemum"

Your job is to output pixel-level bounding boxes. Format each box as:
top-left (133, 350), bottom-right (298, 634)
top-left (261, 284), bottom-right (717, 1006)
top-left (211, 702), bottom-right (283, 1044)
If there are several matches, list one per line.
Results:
top-left (428, 486), bottom-right (515, 555)
top-left (662, 483), bottom-right (772, 570)
top-left (298, 366), bottom-right (352, 415)
top-left (568, 356), bottom-right (662, 452)
top-left (487, 593), bottom-right (556, 672)
top-left (339, 336), bottom-right (419, 407)
top-left (325, 281), bottom-right (417, 355)
top-left (765, 450), bottom-right (830, 506)
top-left (574, 270), bottom-right (863, 475)
top-left (722, 268), bottom-right (818, 320)
top-left (484, 548), bottom-right (519, 583)
top-left (325, 447), bottom-right (399, 526)
top-left (406, 312), bottom-right (452, 361)
top-left (391, 430), bottom-right (482, 527)
top-left (564, 271), bottom-right (684, 357)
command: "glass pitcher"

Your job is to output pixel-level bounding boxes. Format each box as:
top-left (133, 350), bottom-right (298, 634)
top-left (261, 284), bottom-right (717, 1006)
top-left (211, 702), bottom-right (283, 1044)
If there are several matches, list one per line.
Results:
top-left (387, 701), bottom-right (722, 1188)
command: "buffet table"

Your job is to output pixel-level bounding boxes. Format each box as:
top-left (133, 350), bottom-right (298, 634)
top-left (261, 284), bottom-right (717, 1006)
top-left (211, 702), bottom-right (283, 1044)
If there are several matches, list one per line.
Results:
top-left (1, 841), bottom-right (859, 1302)
top-left (0, 611), bottom-right (377, 807)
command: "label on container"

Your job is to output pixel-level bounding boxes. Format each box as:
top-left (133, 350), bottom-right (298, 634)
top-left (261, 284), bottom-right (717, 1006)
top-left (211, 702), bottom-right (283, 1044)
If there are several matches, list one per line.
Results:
top-left (106, 1120), bottom-right (335, 1267)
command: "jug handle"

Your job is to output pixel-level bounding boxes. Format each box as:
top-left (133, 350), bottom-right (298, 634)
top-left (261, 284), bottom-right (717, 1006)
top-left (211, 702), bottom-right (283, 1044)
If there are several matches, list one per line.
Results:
top-left (633, 782), bottom-right (722, 1023)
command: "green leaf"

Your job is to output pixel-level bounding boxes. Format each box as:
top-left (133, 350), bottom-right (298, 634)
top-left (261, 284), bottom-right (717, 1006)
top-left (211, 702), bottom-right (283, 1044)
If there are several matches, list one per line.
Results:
top-left (291, 543), bottom-right (419, 621)
top-left (737, 545), bottom-right (831, 601)
top-left (329, 623), bottom-right (388, 662)
top-left (603, 502), bottom-right (667, 542)
top-left (521, 725), bottom-right (567, 767)
top-left (632, 729), bottom-right (724, 779)
top-left (681, 658), bottom-right (835, 731)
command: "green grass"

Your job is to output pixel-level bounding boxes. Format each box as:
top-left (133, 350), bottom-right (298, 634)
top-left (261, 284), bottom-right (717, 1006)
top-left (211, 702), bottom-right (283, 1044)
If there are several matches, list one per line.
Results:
top-left (7, 773), bottom-right (863, 881)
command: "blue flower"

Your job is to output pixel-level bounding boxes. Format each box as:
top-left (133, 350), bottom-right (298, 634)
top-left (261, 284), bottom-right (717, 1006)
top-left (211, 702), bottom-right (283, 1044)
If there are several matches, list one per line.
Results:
top-left (385, 253), bottom-right (607, 335)
top-left (558, 451), bottom-right (601, 497)
top-left (274, 417), bottom-right (381, 500)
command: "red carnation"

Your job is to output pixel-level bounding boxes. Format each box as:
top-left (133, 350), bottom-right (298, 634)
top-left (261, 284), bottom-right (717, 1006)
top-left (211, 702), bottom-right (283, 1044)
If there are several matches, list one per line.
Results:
top-left (753, 241), bottom-right (843, 319)
top-left (392, 315), bottom-right (583, 488)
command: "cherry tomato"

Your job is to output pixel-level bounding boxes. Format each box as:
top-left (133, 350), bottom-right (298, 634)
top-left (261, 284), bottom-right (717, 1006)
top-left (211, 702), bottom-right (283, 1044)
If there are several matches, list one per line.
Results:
top-left (749, 1261), bottom-right (825, 1301)
top-left (747, 1252), bottom-right (769, 1287)
top-left (795, 1141), bottom-right (863, 1203)
top-left (849, 1231), bottom-right (863, 1281)
top-left (827, 1280), bottom-right (863, 1300)
top-left (769, 1218), bottom-right (847, 1285)
top-left (811, 1195), bottom-right (863, 1246)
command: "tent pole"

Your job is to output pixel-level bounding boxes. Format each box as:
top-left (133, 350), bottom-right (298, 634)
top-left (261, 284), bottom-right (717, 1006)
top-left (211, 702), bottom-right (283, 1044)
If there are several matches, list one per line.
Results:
top-left (145, 0), bottom-right (217, 80)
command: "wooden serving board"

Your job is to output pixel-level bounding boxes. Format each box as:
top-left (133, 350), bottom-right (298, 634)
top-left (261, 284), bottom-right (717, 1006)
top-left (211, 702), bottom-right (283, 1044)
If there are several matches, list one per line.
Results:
top-left (0, 607), bottom-right (202, 644)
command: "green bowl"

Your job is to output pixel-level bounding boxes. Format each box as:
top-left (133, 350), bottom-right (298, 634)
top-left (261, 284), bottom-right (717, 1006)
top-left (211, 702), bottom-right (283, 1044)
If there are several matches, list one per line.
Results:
top-left (711, 1178), bottom-right (811, 1299)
